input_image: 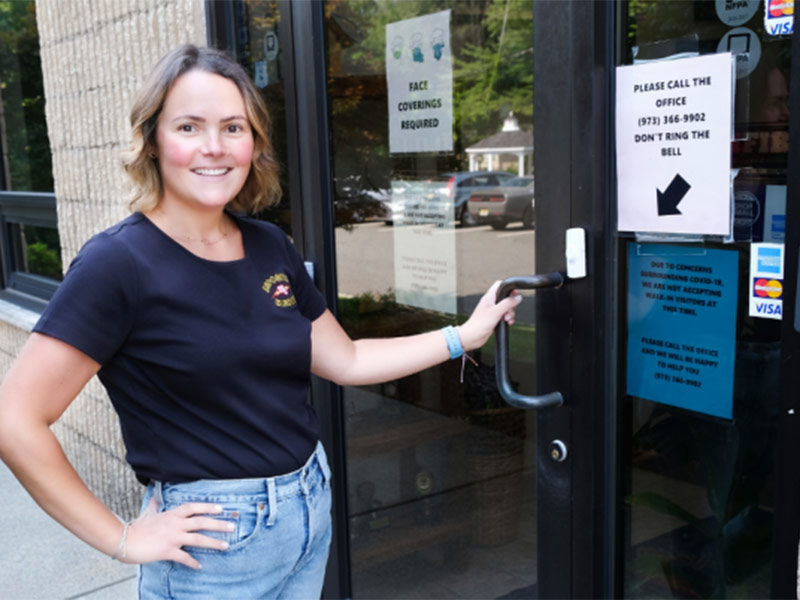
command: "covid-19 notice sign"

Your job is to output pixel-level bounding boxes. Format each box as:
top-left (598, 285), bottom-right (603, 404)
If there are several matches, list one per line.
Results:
top-left (627, 244), bottom-right (738, 419)
top-left (386, 10), bottom-right (453, 154)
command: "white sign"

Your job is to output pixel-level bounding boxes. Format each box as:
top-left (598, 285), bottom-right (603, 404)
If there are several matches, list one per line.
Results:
top-left (386, 10), bottom-right (453, 154)
top-left (393, 183), bottom-right (457, 315)
top-left (749, 243), bottom-right (785, 319)
top-left (616, 53), bottom-right (733, 236)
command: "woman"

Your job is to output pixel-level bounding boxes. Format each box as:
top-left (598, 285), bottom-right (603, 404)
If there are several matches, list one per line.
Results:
top-left (0, 45), bottom-right (521, 599)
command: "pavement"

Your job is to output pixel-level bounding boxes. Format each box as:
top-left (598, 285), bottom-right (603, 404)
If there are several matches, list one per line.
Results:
top-left (0, 461), bottom-right (138, 600)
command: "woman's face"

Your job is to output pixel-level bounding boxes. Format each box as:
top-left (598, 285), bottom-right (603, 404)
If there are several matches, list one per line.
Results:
top-left (155, 69), bottom-right (254, 212)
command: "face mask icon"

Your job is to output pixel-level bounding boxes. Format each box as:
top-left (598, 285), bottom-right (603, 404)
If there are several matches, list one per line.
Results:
top-left (391, 36), bottom-right (403, 60)
top-left (411, 32), bottom-right (424, 63)
top-left (431, 28), bottom-right (445, 60)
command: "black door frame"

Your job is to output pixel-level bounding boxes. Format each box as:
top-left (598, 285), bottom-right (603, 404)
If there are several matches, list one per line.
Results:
top-left (534, 1), bottom-right (617, 598)
top-left (279, 2), bottom-right (353, 597)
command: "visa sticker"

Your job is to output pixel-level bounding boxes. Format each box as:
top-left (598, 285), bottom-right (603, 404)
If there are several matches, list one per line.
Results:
top-left (749, 243), bottom-right (785, 319)
top-left (764, 0), bottom-right (794, 37)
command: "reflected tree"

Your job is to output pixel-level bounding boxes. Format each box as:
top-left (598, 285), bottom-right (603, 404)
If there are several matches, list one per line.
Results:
top-left (324, 0), bottom-right (533, 229)
top-left (0, 0), bottom-right (52, 192)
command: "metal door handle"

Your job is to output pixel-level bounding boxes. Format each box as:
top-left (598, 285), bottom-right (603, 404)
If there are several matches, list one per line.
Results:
top-left (495, 273), bottom-right (565, 410)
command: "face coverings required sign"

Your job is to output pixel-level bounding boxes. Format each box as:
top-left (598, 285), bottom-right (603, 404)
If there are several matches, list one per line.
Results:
top-left (386, 10), bottom-right (453, 154)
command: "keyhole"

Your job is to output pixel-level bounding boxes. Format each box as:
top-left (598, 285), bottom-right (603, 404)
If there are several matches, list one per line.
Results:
top-left (549, 439), bottom-right (568, 462)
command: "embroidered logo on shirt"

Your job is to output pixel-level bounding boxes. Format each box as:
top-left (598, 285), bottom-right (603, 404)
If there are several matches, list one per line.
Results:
top-left (262, 273), bottom-right (297, 308)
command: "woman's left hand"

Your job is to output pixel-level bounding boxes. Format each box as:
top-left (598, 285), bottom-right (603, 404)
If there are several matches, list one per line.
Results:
top-left (457, 280), bottom-right (522, 352)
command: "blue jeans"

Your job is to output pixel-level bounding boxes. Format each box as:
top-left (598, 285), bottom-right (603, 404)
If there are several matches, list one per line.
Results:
top-left (138, 442), bottom-right (332, 599)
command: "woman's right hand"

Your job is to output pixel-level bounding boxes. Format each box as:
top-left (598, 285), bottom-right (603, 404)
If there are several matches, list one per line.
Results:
top-left (121, 496), bottom-right (233, 569)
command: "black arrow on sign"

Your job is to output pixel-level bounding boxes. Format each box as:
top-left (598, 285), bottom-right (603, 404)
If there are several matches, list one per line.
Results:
top-left (657, 174), bottom-right (691, 216)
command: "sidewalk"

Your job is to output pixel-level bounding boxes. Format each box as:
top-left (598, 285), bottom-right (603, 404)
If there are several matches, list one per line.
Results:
top-left (1, 461), bottom-right (137, 599)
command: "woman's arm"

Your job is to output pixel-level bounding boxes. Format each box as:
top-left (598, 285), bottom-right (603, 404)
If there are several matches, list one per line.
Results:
top-left (0, 333), bottom-right (230, 569)
top-left (311, 280), bottom-right (521, 386)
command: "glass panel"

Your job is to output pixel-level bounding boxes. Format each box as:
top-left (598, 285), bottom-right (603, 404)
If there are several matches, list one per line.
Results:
top-left (619, 3), bottom-right (787, 597)
top-left (230, 0), bottom-right (292, 234)
top-left (0, 1), bottom-right (53, 193)
top-left (8, 223), bottom-right (63, 281)
top-left (325, 1), bottom-right (535, 597)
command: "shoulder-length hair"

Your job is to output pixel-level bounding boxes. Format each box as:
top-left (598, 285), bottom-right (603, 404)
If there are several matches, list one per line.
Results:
top-left (122, 44), bottom-right (281, 213)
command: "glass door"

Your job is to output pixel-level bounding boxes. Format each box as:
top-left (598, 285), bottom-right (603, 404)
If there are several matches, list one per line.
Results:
top-left (323, 2), bottom-right (537, 597)
top-left (214, 1), bottom-right (800, 596)
top-left (615, 2), bottom-right (796, 597)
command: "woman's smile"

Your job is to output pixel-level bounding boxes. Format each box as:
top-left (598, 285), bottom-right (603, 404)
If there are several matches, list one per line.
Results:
top-left (154, 70), bottom-right (254, 212)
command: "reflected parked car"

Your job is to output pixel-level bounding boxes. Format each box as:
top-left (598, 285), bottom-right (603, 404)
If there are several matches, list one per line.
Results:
top-left (467, 175), bottom-right (535, 230)
top-left (436, 171), bottom-right (516, 226)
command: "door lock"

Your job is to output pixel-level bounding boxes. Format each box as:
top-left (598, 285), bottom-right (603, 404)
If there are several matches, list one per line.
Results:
top-left (548, 439), bottom-right (568, 462)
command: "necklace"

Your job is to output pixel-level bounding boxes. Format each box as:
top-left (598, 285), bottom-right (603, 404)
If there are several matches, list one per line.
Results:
top-left (175, 228), bottom-right (229, 246)
top-left (151, 212), bottom-right (230, 246)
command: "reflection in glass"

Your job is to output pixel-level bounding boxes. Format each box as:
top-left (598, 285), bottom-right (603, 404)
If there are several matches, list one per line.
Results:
top-left (326, 1), bottom-right (535, 597)
top-left (0, 0), bottom-right (53, 192)
top-left (230, 0), bottom-right (293, 234)
top-left (8, 224), bottom-right (63, 281)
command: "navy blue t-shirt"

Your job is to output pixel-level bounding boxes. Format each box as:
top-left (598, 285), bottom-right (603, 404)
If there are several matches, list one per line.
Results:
top-left (34, 212), bottom-right (328, 483)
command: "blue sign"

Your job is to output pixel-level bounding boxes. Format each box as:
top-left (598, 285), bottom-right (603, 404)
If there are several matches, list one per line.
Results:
top-left (627, 244), bottom-right (739, 419)
top-left (756, 246), bottom-right (782, 273)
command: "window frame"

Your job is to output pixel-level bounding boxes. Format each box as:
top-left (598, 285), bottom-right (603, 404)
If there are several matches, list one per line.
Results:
top-left (0, 0), bottom-right (61, 311)
top-left (0, 191), bottom-right (59, 307)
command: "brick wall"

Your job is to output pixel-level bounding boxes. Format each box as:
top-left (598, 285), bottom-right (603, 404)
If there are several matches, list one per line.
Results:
top-left (21, 0), bottom-right (208, 517)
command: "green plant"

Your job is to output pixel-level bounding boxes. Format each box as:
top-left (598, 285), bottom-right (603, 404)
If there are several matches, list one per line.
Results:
top-left (26, 241), bottom-right (62, 279)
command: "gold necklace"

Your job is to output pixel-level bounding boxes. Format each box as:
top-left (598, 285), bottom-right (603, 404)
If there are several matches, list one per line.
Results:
top-left (175, 228), bottom-right (229, 246)
top-left (153, 213), bottom-right (230, 246)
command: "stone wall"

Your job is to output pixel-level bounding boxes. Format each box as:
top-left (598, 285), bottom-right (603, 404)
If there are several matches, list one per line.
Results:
top-left (26, 0), bottom-right (207, 517)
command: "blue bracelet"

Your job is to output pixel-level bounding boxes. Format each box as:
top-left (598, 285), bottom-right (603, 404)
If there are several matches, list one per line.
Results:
top-left (441, 325), bottom-right (464, 359)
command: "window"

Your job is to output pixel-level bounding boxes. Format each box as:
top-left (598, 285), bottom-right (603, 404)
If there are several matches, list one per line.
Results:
top-left (0, 0), bottom-right (61, 308)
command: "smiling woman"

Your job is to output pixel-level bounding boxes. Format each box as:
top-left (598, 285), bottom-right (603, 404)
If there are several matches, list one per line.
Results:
top-left (154, 70), bottom-right (254, 212)
top-left (0, 44), bottom-right (521, 600)
top-left (147, 71), bottom-right (254, 259)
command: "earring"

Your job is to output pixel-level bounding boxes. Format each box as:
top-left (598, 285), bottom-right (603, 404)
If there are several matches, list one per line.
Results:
top-left (149, 152), bottom-right (157, 159)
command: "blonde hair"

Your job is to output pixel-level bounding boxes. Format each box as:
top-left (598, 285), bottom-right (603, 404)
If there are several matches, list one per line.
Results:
top-left (122, 45), bottom-right (281, 213)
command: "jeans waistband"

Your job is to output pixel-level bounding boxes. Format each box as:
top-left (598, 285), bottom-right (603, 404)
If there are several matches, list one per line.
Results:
top-left (152, 441), bottom-right (330, 527)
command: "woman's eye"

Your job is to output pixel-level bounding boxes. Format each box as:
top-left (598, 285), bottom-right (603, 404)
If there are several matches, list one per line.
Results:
top-left (227, 124), bottom-right (243, 133)
top-left (179, 124), bottom-right (195, 132)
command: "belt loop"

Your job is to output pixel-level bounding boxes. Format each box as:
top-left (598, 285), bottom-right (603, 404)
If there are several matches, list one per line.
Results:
top-left (266, 477), bottom-right (277, 526)
top-left (316, 442), bottom-right (331, 487)
top-left (300, 468), bottom-right (309, 496)
top-left (154, 480), bottom-right (164, 507)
